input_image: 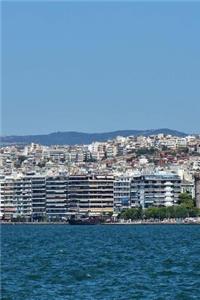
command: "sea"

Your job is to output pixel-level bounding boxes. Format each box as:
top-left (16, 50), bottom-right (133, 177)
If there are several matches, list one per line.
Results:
top-left (1, 224), bottom-right (200, 300)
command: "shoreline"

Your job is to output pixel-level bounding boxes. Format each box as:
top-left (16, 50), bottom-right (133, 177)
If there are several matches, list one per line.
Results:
top-left (1, 221), bottom-right (200, 225)
top-left (103, 222), bottom-right (200, 225)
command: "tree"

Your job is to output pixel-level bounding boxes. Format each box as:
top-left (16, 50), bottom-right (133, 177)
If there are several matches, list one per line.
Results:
top-left (136, 148), bottom-right (156, 156)
top-left (119, 208), bottom-right (142, 220)
top-left (178, 193), bottom-right (194, 209)
top-left (118, 201), bottom-right (200, 221)
top-left (158, 207), bottom-right (167, 220)
top-left (189, 208), bottom-right (200, 217)
top-left (165, 206), bottom-right (176, 219)
top-left (174, 206), bottom-right (188, 219)
top-left (144, 207), bottom-right (160, 219)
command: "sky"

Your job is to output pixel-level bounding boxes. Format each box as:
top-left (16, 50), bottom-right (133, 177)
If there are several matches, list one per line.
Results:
top-left (2, 1), bottom-right (200, 135)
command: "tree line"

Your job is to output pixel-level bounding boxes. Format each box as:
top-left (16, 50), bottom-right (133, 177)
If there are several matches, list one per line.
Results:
top-left (119, 193), bottom-right (200, 220)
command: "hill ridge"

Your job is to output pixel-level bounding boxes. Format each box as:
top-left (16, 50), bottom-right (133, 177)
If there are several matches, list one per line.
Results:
top-left (0, 128), bottom-right (187, 146)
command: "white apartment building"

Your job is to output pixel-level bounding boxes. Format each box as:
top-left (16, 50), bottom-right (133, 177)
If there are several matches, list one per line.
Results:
top-left (113, 176), bottom-right (132, 212)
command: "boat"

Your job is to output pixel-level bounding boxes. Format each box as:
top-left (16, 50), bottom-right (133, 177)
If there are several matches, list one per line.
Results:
top-left (68, 216), bottom-right (100, 225)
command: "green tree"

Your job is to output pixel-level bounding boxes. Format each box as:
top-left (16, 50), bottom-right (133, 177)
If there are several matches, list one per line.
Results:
top-left (119, 208), bottom-right (142, 220)
top-left (174, 206), bottom-right (188, 219)
top-left (178, 193), bottom-right (194, 209)
top-left (189, 208), bottom-right (200, 217)
top-left (165, 206), bottom-right (176, 218)
top-left (145, 207), bottom-right (160, 219)
top-left (118, 202), bottom-right (200, 221)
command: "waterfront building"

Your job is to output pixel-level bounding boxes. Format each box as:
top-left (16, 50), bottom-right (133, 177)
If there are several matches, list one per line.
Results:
top-left (0, 175), bottom-right (32, 220)
top-left (0, 175), bottom-right (4, 219)
top-left (31, 176), bottom-right (46, 220)
top-left (0, 172), bottom-right (184, 220)
top-left (113, 177), bottom-right (131, 212)
top-left (14, 176), bottom-right (32, 218)
top-left (181, 180), bottom-right (195, 198)
top-left (130, 173), bottom-right (181, 208)
top-left (1, 176), bottom-right (18, 220)
top-left (68, 175), bottom-right (114, 215)
top-left (46, 176), bottom-right (68, 220)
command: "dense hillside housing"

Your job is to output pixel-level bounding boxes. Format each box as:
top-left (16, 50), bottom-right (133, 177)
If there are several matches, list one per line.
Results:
top-left (0, 133), bottom-right (199, 220)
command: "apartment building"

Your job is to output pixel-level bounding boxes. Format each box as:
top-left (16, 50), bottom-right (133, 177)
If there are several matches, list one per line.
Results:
top-left (0, 175), bottom-right (32, 220)
top-left (46, 176), bottom-right (68, 220)
top-left (130, 174), bottom-right (181, 208)
top-left (0, 172), bottom-right (183, 220)
top-left (14, 176), bottom-right (32, 218)
top-left (113, 176), bottom-right (131, 212)
top-left (0, 176), bottom-right (16, 220)
top-left (31, 176), bottom-right (46, 220)
top-left (68, 175), bottom-right (114, 215)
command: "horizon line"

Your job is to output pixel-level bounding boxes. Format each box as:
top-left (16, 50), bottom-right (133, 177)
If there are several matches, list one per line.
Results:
top-left (1, 128), bottom-right (196, 138)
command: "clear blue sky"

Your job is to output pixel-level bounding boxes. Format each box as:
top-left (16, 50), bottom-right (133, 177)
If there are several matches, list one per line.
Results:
top-left (2, 1), bottom-right (200, 135)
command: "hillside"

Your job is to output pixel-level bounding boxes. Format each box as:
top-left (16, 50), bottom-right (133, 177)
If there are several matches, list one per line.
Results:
top-left (0, 129), bottom-right (187, 146)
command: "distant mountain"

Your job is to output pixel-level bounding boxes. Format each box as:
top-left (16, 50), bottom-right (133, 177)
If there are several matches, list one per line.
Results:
top-left (0, 129), bottom-right (187, 146)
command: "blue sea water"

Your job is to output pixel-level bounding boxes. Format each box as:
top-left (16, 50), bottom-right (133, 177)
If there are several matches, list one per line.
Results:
top-left (1, 224), bottom-right (200, 300)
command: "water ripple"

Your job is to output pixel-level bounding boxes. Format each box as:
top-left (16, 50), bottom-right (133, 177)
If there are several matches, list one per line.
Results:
top-left (1, 224), bottom-right (200, 300)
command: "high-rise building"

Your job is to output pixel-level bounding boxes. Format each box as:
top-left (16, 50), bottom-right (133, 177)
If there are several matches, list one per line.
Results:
top-left (113, 177), bottom-right (131, 212)
top-left (31, 176), bottom-right (46, 220)
top-left (130, 174), bottom-right (181, 208)
top-left (0, 176), bottom-right (16, 220)
top-left (46, 176), bottom-right (68, 220)
top-left (14, 176), bottom-right (32, 218)
top-left (68, 175), bottom-right (114, 215)
top-left (0, 172), bottom-right (183, 220)
top-left (0, 175), bottom-right (32, 220)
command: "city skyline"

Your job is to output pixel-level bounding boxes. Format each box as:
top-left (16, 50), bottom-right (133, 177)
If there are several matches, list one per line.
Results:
top-left (2, 1), bottom-right (200, 135)
top-left (2, 2), bottom-right (200, 300)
